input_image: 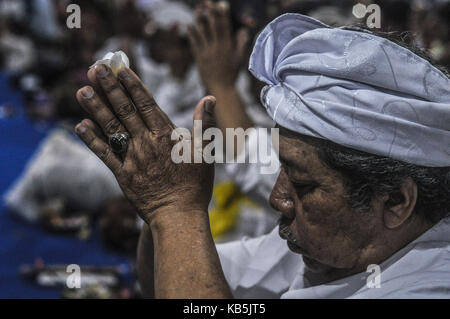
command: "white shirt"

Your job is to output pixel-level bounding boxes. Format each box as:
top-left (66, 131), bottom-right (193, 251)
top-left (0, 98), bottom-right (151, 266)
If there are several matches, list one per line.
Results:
top-left (217, 216), bottom-right (450, 298)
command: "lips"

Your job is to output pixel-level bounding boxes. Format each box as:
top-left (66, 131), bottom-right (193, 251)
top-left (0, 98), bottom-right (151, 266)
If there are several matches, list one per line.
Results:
top-left (278, 228), bottom-right (287, 240)
top-left (278, 217), bottom-right (305, 254)
top-left (287, 240), bottom-right (305, 254)
top-left (278, 223), bottom-right (290, 241)
top-left (278, 217), bottom-right (292, 240)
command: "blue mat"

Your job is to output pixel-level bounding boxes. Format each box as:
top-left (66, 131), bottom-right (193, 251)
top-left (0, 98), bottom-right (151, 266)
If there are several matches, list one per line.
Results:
top-left (0, 72), bottom-right (133, 298)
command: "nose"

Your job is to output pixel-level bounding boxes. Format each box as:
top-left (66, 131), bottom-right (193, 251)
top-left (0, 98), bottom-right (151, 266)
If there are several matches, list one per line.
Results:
top-left (269, 168), bottom-right (295, 220)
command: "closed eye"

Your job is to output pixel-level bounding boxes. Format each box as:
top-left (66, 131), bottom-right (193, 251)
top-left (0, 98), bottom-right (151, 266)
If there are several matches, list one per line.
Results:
top-left (281, 164), bottom-right (318, 198)
top-left (291, 181), bottom-right (318, 198)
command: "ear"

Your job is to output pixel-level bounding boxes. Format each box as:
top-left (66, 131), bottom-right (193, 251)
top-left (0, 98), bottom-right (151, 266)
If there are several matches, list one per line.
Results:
top-left (383, 178), bottom-right (418, 229)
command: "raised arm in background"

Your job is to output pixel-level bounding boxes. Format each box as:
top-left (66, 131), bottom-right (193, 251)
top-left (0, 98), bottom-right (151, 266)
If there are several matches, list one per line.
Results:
top-left (188, 1), bottom-right (254, 154)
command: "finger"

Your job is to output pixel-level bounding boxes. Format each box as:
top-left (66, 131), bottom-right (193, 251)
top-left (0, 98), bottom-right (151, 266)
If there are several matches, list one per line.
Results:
top-left (193, 96), bottom-right (217, 156)
top-left (117, 67), bottom-right (175, 134)
top-left (205, 10), bottom-right (217, 43)
top-left (215, 1), bottom-right (231, 40)
top-left (87, 67), bottom-right (98, 88)
top-left (81, 118), bottom-right (106, 142)
top-left (75, 119), bottom-right (122, 173)
top-left (236, 28), bottom-right (250, 63)
top-left (87, 67), bottom-right (120, 117)
top-left (187, 24), bottom-right (202, 55)
top-left (76, 86), bottom-right (126, 137)
top-left (88, 67), bottom-right (108, 102)
top-left (195, 14), bottom-right (209, 45)
top-left (94, 64), bottom-right (147, 136)
top-left (193, 95), bottom-right (217, 132)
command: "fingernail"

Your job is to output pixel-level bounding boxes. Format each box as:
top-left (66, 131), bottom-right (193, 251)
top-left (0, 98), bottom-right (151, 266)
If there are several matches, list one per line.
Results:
top-left (75, 123), bottom-right (86, 134)
top-left (96, 64), bottom-right (109, 78)
top-left (118, 68), bottom-right (129, 80)
top-left (81, 86), bottom-right (94, 99)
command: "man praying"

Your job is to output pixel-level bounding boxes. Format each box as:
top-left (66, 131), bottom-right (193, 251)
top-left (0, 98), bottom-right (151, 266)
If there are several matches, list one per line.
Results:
top-left (74, 13), bottom-right (450, 298)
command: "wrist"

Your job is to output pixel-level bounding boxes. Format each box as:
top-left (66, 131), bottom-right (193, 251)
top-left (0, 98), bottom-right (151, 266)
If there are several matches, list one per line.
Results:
top-left (208, 82), bottom-right (235, 95)
top-left (145, 206), bottom-right (210, 235)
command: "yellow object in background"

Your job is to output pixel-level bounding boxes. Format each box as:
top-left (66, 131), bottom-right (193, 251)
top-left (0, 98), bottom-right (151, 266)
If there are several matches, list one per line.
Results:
top-left (209, 181), bottom-right (258, 240)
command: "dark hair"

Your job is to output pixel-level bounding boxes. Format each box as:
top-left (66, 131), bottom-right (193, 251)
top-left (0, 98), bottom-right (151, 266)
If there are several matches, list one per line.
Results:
top-left (316, 28), bottom-right (450, 224)
top-left (319, 142), bottom-right (450, 224)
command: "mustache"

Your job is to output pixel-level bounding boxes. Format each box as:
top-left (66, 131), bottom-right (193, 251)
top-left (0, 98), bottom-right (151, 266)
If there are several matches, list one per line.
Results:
top-left (278, 216), bottom-right (299, 245)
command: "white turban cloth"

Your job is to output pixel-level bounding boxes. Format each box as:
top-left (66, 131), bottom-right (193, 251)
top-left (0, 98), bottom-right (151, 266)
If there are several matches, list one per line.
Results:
top-left (143, 0), bottom-right (194, 35)
top-left (249, 13), bottom-right (450, 167)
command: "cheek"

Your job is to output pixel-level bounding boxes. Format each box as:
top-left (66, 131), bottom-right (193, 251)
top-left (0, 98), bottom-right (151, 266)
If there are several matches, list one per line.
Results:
top-left (297, 189), bottom-right (347, 228)
top-left (292, 190), bottom-right (363, 268)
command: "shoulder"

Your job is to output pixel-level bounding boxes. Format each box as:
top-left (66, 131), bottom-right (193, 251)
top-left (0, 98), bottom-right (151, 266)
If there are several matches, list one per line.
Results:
top-left (352, 240), bottom-right (450, 299)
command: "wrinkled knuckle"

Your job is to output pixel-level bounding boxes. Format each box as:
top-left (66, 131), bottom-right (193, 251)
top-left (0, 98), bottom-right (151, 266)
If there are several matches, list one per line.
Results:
top-left (104, 118), bottom-right (122, 135)
top-left (137, 99), bottom-right (158, 115)
top-left (116, 101), bottom-right (135, 119)
top-left (98, 146), bottom-right (112, 162)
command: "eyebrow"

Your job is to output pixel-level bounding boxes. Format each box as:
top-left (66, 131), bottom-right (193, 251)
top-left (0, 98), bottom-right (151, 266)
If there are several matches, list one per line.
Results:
top-left (278, 153), bottom-right (309, 174)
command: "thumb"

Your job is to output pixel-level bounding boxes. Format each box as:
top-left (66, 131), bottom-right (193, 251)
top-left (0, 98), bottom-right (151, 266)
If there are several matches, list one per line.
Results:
top-left (193, 95), bottom-right (217, 132)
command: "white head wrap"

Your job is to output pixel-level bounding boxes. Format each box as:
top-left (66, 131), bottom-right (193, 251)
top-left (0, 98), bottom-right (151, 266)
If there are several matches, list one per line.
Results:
top-left (144, 0), bottom-right (194, 35)
top-left (249, 13), bottom-right (450, 167)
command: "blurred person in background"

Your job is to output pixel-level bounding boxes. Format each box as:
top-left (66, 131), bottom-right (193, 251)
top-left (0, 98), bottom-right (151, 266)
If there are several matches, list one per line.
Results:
top-left (97, 0), bottom-right (204, 129)
top-left (409, 0), bottom-right (450, 70)
top-left (142, 0), bottom-right (204, 129)
top-left (189, 1), bottom-right (281, 241)
top-left (3, 1), bottom-right (122, 231)
top-left (7, 0), bottom-right (113, 122)
top-left (0, 6), bottom-right (35, 75)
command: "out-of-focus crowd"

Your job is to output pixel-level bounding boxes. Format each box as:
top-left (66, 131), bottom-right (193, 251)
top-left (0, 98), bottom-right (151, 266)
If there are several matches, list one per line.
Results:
top-left (1, 0), bottom-right (449, 297)
top-left (2, 0), bottom-right (448, 125)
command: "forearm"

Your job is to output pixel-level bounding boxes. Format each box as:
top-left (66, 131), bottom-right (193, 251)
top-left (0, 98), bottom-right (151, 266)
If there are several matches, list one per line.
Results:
top-left (209, 84), bottom-right (253, 135)
top-left (149, 209), bottom-right (233, 299)
top-left (137, 224), bottom-right (155, 298)
top-left (209, 84), bottom-right (254, 156)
